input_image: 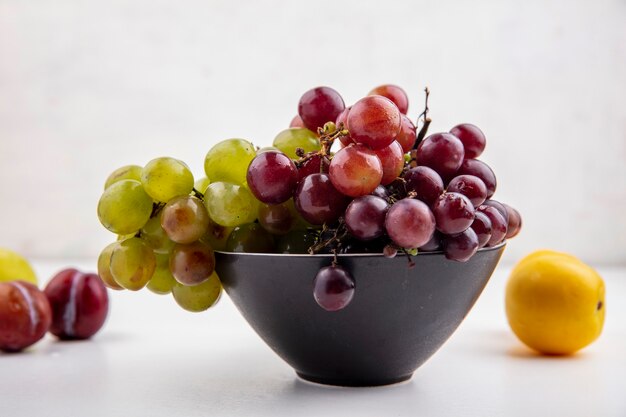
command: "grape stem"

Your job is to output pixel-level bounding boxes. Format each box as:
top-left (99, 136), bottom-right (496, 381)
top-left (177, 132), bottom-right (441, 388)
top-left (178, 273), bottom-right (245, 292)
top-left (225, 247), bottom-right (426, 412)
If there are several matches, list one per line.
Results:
top-left (295, 122), bottom-right (349, 169)
top-left (308, 221), bottom-right (348, 255)
top-left (409, 87), bottom-right (432, 167)
top-left (192, 187), bottom-right (205, 200)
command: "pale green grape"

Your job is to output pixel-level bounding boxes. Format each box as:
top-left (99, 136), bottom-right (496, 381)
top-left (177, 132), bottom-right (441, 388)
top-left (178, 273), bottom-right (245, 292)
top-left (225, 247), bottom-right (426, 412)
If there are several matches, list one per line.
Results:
top-left (98, 180), bottom-right (153, 235)
top-left (204, 182), bottom-right (259, 227)
top-left (257, 146), bottom-right (280, 154)
top-left (104, 165), bottom-right (143, 190)
top-left (204, 139), bottom-right (255, 185)
top-left (194, 177), bottom-right (211, 194)
top-left (226, 223), bottom-right (275, 253)
top-left (199, 219), bottom-right (233, 251)
top-left (272, 128), bottom-right (320, 159)
top-left (110, 237), bottom-right (156, 291)
top-left (147, 253), bottom-right (177, 295)
top-left (140, 217), bottom-right (175, 254)
top-left (141, 157), bottom-right (194, 202)
top-left (172, 272), bottom-right (222, 312)
top-left (97, 242), bottom-right (124, 290)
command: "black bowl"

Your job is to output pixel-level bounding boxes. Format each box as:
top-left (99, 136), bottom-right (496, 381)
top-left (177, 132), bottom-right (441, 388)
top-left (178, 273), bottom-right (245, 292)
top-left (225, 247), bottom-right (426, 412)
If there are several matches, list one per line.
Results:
top-left (215, 243), bottom-right (505, 387)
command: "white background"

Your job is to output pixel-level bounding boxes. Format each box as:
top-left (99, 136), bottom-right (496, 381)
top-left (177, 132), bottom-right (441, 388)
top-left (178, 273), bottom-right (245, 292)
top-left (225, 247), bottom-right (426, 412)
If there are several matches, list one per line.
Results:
top-left (1, 0), bottom-right (625, 265)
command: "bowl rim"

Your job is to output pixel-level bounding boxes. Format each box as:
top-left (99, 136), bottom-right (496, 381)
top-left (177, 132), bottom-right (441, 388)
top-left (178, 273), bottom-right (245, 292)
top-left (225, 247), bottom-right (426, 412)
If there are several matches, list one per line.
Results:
top-left (215, 241), bottom-right (506, 258)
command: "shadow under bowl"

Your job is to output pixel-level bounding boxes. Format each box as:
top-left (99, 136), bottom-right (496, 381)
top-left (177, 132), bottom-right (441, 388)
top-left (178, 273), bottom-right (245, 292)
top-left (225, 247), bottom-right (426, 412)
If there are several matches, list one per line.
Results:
top-left (215, 243), bottom-right (505, 387)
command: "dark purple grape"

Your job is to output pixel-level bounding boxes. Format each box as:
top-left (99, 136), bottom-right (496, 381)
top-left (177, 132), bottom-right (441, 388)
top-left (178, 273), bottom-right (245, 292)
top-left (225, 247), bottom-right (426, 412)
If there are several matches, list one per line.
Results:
top-left (442, 228), bottom-right (479, 262)
top-left (456, 159), bottom-right (497, 198)
top-left (449, 124), bottom-right (486, 159)
top-left (344, 195), bottom-right (389, 241)
top-left (419, 232), bottom-right (442, 252)
top-left (432, 192), bottom-right (475, 235)
top-left (298, 87), bottom-right (345, 132)
top-left (258, 203), bottom-right (294, 235)
top-left (294, 173), bottom-right (351, 225)
top-left (313, 265), bottom-right (355, 311)
top-left (371, 185), bottom-right (390, 199)
top-left (404, 166), bottom-right (444, 206)
top-left (471, 211), bottom-right (492, 248)
top-left (297, 154), bottom-right (329, 182)
top-left (503, 204), bottom-right (522, 239)
top-left (482, 199), bottom-right (509, 223)
top-left (415, 133), bottom-right (465, 181)
top-left (447, 174), bottom-right (487, 207)
top-left (226, 223), bottom-right (276, 253)
top-left (385, 198), bottom-right (436, 248)
top-left (476, 205), bottom-right (508, 246)
top-left (247, 151), bottom-right (298, 204)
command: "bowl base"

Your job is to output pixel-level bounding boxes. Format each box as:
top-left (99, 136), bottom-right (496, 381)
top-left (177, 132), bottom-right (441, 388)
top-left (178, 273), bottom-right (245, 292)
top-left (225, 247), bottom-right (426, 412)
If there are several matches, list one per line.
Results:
top-left (296, 371), bottom-right (413, 387)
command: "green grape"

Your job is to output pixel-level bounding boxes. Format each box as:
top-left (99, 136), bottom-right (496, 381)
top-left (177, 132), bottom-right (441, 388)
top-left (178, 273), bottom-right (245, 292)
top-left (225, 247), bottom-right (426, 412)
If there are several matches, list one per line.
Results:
top-left (161, 196), bottom-right (209, 244)
top-left (199, 219), bottom-right (233, 251)
top-left (98, 179), bottom-right (153, 235)
top-left (147, 253), bottom-right (177, 295)
top-left (257, 146), bottom-right (281, 154)
top-left (170, 241), bottom-right (215, 286)
top-left (140, 216), bottom-right (175, 253)
top-left (97, 242), bottom-right (124, 290)
top-left (204, 139), bottom-right (256, 185)
top-left (276, 229), bottom-right (318, 254)
top-left (226, 223), bottom-right (275, 253)
top-left (110, 237), bottom-right (156, 291)
top-left (194, 177), bottom-right (211, 194)
top-left (104, 165), bottom-right (143, 190)
top-left (117, 233), bottom-right (136, 241)
top-left (141, 157), bottom-right (194, 202)
top-left (204, 182), bottom-right (259, 227)
top-left (272, 128), bottom-right (320, 159)
top-left (172, 272), bottom-right (222, 313)
top-left (285, 198), bottom-right (315, 231)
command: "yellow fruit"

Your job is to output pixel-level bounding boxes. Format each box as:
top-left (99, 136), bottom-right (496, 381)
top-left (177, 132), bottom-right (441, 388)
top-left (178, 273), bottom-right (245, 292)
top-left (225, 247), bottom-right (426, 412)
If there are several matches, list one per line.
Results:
top-left (0, 248), bottom-right (38, 285)
top-left (506, 250), bottom-right (605, 355)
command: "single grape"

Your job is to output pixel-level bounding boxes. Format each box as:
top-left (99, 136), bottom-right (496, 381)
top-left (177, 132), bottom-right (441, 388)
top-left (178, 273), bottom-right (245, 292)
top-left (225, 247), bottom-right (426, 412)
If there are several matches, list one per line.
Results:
top-left (147, 253), bottom-right (177, 295)
top-left (110, 237), bottom-right (156, 291)
top-left (419, 232), bottom-right (442, 252)
top-left (273, 128), bottom-right (321, 159)
top-left (0, 248), bottom-right (37, 285)
top-left (329, 144), bottom-right (383, 197)
top-left (313, 264), bottom-right (355, 312)
top-left (344, 195), bottom-right (389, 241)
top-left (204, 139), bottom-right (256, 185)
top-left (104, 165), bottom-right (142, 190)
top-left (371, 185), bottom-right (390, 199)
top-left (395, 115), bottom-right (417, 153)
top-left (373, 141), bottom-right (404, 185)
top-left (257, 146), bottom-right (281, 154)
top-left (482, 199), bottom-right (509, 223)
top-left (456, 159), bottom-right (497, 198)
top-left (258, 203), bottom-right (294, 235)
top-left (172, 272), bottom-right (222, 313)
top-left (276, 230), bottom-right (318, 254)
top-left (290, 115), bottom-right (306, 128)
top-left (199, 219), bottom-right (233, 251)
top-left (97, 179), bottom-right (153, 235)
top-left (415, 133), bottom-right (465, 182)
top-left (298, 86), bottom-right (345, 132)
top-left (194, 177), bottom-right (211, 194)
top-left (170, 241), bottom-right (215, 286)
top-left (404, 166), bottom-right (444, 206)
top-left (503, 204), bottom-right (522, 239)
top-left (204, 182), bottom-right (259, 227)
top-left (347, 96), bottom-right (401, 149)
top-left (335, 106), bottom-right (353, 147)
top-left (476, 205), bottom-right (508, 246)
top-left (447, 174), bottom-right (488, 207)
top-left (297, 154), bottom-right (330, 182)
top-left (225, 223), bottom-right (276, 253)
top-left (450, 124), bottom-right (486, 159)
top-left (442, 228), bottom-right (479, 262)
top-left (294, 173), bottom-right (350, 225)
top-left (246, 151), bottom-right (298, 204)
top-left (368, 84), bottom-right (409, 114)
top-left (141, 157), bottom-right (194, 203)
top-left (471, 211), bottom-right (493, 248)
top-left (140, 216), bottom-right (175, 254)
top-left (385, 198), bottom-right (436, 248)
top-left (161, 196), bottom-right (210, 244)
top-left (97, 242), bottom-right (124, 290)
top-left (432, 192), bottom-right (475, 235)
top-left (284, 198), bottom-right (315, 231)
top-left (383, 245), bottom-right (398, 258)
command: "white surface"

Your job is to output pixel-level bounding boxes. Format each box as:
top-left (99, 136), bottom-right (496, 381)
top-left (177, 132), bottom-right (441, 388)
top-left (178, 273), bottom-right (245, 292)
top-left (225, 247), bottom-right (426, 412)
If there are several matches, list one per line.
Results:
top-left (1, 0), bottom-right (626, 264)
top-left (1, 261), bottom-right (624, 417)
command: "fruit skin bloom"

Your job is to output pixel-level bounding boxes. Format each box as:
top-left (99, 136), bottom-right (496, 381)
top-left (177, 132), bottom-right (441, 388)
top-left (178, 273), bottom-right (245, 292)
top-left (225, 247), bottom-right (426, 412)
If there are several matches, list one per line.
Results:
top-left (505, 250), bottom-right (605, 355)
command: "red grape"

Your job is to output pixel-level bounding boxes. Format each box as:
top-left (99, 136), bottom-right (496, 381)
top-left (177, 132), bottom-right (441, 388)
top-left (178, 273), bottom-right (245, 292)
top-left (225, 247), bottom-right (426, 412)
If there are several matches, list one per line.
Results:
top-left (313, 265), bottom-right (355, 312)
top-left (373, 141), bottom-right (404, 185)
top-left (456, 159), bottom-right (497, 198)
top-left (419, 232), bottom-right (442, 252)
top-left (161, 196), bottom-right (210, 244)
top-left (298, 86), bottom-right (345, 132)
top-left (470, 211), bottom-right (492, 248)
top-left (258, 203), bottom-right (294, 235)
top-left (344, 195), bottom-right (389, 241)
top-left (442, 228), bottom-right (479, 262)
top-left (329, 144), bottom-right (383, 197)
top-left (170, 241), bottom-right (215, 286)
top-left (371, 185), bottom-right (390, 199)
top-left (336, 106), bottom-right (353, 147)
top-left (404, 166), bottom-right (444, 206)
top-left (476, 205), bottom-right (507, 246)
top-left (416, 133), bottom-right (465, 181)
top-left (347, 96), bottom-right (401, 149)
top-left (482, 199), bottom-right (509, 223)
top-left (450, 124), bottom-right (486, 159)
top-left (446, 174), bottom-right (487, 207)
top-left (247, 151), bottom-right (298, 204)
top-left (385, 198), bottom-right (436, 248)
top-left (290, 115), bottom-right (306, 128)
top-left (294, 173), bottom-right (350, 225)
top-left (297, 154), bottom-right (329, 182)
top-left (432, 192), bottom-right (475, 234)
top-left (503, 204), bottom-right (522, 239)
top-left (368, 84), bottom-right (409, 114)
top-left (395, 115), bottom-right (417, 152)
